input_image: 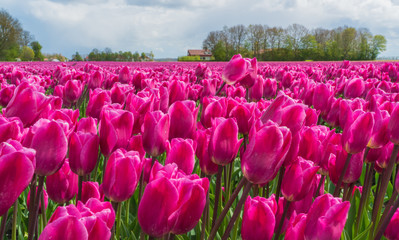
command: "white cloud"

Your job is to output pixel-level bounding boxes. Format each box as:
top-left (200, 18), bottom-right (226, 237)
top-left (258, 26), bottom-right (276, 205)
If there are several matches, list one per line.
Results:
top-left (2, 0), bottom-right (399, 58)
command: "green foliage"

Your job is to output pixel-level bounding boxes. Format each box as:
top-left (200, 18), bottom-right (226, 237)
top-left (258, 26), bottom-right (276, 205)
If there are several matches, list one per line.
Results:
top-left (177, 55), bottom-right (201, 61)
top-left (30, 41), bottom-right (43, 61)
top-left (203, 24), bottom-right (388, 61)
top-left (20, 46), bottom-right (34, 61)
top-left (87, 48), bottom-right (149, 61)
top-left (71, 51), bottom-right (83, 61)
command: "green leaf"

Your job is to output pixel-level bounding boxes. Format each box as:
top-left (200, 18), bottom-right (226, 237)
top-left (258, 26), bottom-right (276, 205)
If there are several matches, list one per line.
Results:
top-left (353, 223), bottom-right (373, 240)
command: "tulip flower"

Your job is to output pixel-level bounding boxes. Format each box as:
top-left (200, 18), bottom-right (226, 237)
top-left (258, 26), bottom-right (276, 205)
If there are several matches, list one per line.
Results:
top-left (248, 75), bottom-right (264, 101)
top-left (208, 118), bottom-right (243, 166)
top-left (0, 142), bottom-right (35, 216)
top-left (241, 121), bottom-right (292, 185)
top-left (168, 80), bottom-right (187, 105)
top-left (69, 131), bottom-right (99, 176)
top-left (89, 71), bottom-right (103, 89)
top-left (81, 181), bottom-right (103, 204)
top-left (77, 117), bottom-right (98, 134)
top-left (263, 78), bottom-right (277, 99)
top-left (46, 159), bottom-right (78, 204)
top-left (312, 83), bottom-right (333, 117)
top-left (385, 208), bottom-right (399, 240)
top-left (222, 54), bottom-right (249, 85)
top-left (342, 111), bottom-right (374, 154)
top-left (165, 138), bottom-right (196, 174)
top-left (63, 80), bottom-right (84, 107)
top-left (86, 89), bottom-right (111, 119)
top-left (229, 103), bottom-right (255, 135)
top-left (241, 196), bottom-right (277, 240)
top-left (168, 100), bottom-right (198, 140)
top-left (102, 149), bottom-right (142, 202)
top-left (27, 119), bottom-right (68, 176)
top-left (0, 83), bottom-right (15, 107)
top-left (4, 81), bottom-right (52, 127)
top-left (142, 110), bottom-right (169, 157)
top-left (99, 108), bottom-right (134, 157)
top-left (0, 115), bottom-right (24, 142)
top-left (344, 77), bottom-right (365, 98)
top-left (118, 66), bottom-right (131, 84)
top-left (240, 57), bottom-right (257, 89)
top-left (196, 129), bottom-right (219, 175)
top-left (39, 215), bottom-right (89, 240)
top-left (389, 103), bottom-right (399, 144)
top-left (281, 157), bottom-right (320, 202)
top-left (138, 163), bottom-right (209, 237)
top-left (200, 97), bottom-right (227, 128)
top-left (304, 194), bottom-right (350, 240)
top-left (285, 213), bottom-right (307, 240)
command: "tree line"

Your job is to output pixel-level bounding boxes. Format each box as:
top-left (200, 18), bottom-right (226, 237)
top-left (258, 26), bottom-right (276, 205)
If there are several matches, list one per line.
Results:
top-left (0, 9), bottom-right (44, 61)
top-left (76, 48), bottom-right (154, 62)
top-left (203, 24), bottom-right (387, 61)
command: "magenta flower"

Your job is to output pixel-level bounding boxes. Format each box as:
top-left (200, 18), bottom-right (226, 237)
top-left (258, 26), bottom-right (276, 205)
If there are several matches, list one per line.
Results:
top-left (142, 110), bottom-right (170, 157)
top-left (168, 100), bottom-right (198, 140)
top-left (165, 138), bottom-right (196, 174)
top-left (46, 159), bottom-right (78, 204)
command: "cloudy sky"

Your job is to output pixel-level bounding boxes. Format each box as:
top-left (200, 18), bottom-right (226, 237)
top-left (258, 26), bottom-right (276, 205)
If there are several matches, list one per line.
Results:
top-left (2, 0), bottom-right (399, 59)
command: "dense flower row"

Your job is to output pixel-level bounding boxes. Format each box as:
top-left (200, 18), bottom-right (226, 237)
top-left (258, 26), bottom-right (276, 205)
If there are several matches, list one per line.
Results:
top-left (0, 58), bottom-right (399, 240)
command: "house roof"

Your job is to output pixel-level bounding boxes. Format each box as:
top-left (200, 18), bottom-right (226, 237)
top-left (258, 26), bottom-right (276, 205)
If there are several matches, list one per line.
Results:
top-left (187, 49), bottom-right (212, 56)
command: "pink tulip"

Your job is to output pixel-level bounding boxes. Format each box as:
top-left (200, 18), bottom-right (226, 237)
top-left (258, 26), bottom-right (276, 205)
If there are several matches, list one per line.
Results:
top-left (46, 159), bottom-right (78, 204)
top-left (241, 196), bottom-right (277, 240)
top-left (200, 97), bottom-right (227, 128)
top-left (248, 75), bottom-right (264, 101)
top-left (118, 66), bottom-right (131, 84)
top-left (77, 117), bottom-right (98, 134)
top-left (81, 181), bottom-right (103, 204)
top-left (39, 215), bottom-right (89, 240)
top-left (196, 129), bottom-right (219, 175)
top-left (4, 81), bottom-right (52, 127)
top-left (165, 138), bottom-right (196, 174)
top-left (281, 157), bottom-right (320, 202)
top-left (389, 104), bottom-right (399, 144)
top-left (263, 78), bottom-right (277, 99)
top-left (99, 107), bottom-right (134, 157)
top-left (229, 103), bottom-right (255, 135)
top-left (89, 71), bottom-right (103, 89)
top-left (304, 194), bottom-right (350, 240)
top-left (222, 54), bottom-right (249, 85)
top-left (168, 100), bottom-right (198, 140)
top-left (102, 149), bottom-right (142, 202)
top-left (208, 118), bottom-right (243, 166)
top-left (344, 77), bottom-right (365, 98)
top-left (86, 89), bottom-right (111, 119)
top-left (0, 115), bottom-right (24, 142)
top-left (142, 110), bottom-right (169, 157)
top-left (63, 80), bottom-right (84, 107)
top-left (385, 208), bottom-right (399, 240)
top-left (242, 121), bottom-right (292, 184)
top-left (285, 213), bottom-right (307, 240)
top-left (0, 141), bottom-right (35, 216)
top-left (342, 111), bottom-right (374, 154)
top-left (27, 119), bottom-right (68, 176)
top-left (69, 131), bottom-right (99, 176)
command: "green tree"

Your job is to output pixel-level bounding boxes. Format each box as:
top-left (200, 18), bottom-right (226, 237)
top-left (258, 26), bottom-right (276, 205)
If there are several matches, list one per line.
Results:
top-left (133, 51), bottom-right (140, 61)
top-left (370, 35), bottom-right (387, 60)
top-left (213, 41), bottom-right (226, 61)
top-left (20, 45), bottom-right (34, 61)
top-left (30, 41), bottom-right (43, 61)
top-left (72, 51), bottom-right (83, 61)
top-left (0, 9), bottom-right (23, 60)
top-left (141, 52), bottom-right (146, 61)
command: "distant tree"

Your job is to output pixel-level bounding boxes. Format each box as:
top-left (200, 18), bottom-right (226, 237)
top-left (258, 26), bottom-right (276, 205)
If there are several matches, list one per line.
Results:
top-left (370, 35), bottom-right (387, 60)
top-left (133, 51), bottom-right (140, 62)
top-left (20, 46), bottom-right (34, 61)
top-left (149, 51), bottom-right (154, 61)
top-left (0, 9), bottom-right (23, 60)
top-left (30, 41), bottom-right (44, 61)
top-left (141, 52), bottom-right (146, 61)
top-left (20, 30), bottom-right (33, 46)
top-left (72, 51), bottom-right (83, 61)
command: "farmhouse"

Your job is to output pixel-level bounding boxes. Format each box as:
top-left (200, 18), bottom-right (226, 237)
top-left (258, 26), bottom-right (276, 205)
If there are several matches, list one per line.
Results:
top-left (187, 49), bottom-right (213, 61)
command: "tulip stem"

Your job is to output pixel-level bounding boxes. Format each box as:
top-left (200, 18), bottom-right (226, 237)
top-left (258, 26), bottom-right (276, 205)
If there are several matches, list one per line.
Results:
top-left (125, 199), bottom-right (130, 226)
top-left (377, 190), bottom-right (398, 233)
top-left (208, 177), bottom-right (247, 240)
top-left (27, 174), bottom-right (37, 238)
top-left (275, 167), bottom-right (285, 203)
top-left (211, 165), bottom-right (223, 228)
top-left (40, 193), bottom-right (47, 227)
top-left (201, 176), bottom-right (210, 240)
top-left (12, 201), bottom-right (17, 240)
top-left (116, 202), bottom-right (122, 240)
top-left (274, 200), bottom-right (291, 240)
top-left (314, 175), bottom-right (325, 199)
top-left (221, 181), bottom-right (253, 240)
top-left (374, 195), bottom-right (399, 240)
top-left (0, 212), bottom-right (7, 240)
top-left (215, 82), bottom-right (226, 96)
top-left (77, 175), bottom-right (84, 204)
top-left (333, 153), bottom-right (352, 197)
top-left (355, 162), bottom-right (374, 235)
top-left (371, 144), bottom-right (399, 237)
top-left (28, 175), bottom-right (45, 240)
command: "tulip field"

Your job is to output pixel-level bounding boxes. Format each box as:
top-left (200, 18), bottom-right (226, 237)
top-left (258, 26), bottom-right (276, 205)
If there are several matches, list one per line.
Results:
top-left (1, 57), bottom-right (399, 240)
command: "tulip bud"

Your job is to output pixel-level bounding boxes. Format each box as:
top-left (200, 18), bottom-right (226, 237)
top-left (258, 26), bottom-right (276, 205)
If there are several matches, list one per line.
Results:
top-left (168, 100), bottom-right (198, 139)
top-left (196, 129), bottom-right (219, 175)
top-left (142, 111), bottom-right (169, 157)
top-left (208, 118), bottom-right (243, 166)
top-left (229, 103), bottom-right (255, 135)
top-left (81, 181), bottom-right (103, 204)
top-left (63, 80), bottom-right (84, 107)
top-left (281, 157), bottom-right (320, 202)
top-left (222, 54), bottom-right (249, 85)
top-left (102, 149), bottom-right (142, 202)
top-left (86, 89), bottom-right (111, 119)
top-left (165, 138), bottom-right (196, 174)
top-left (242, 122), bottom-right (292, 185)
top-left (342, 111), bottom-right (374, 154)
top-left (241, 196), bottom-right (277, 240)
top-left (389, 104), bottom-right (399, 144)
top-left (118, 66), bottom-right (131, 84)
top-left (304, 194), bottom-right (350, 240)
top-left (77, 117), bottom-right (98, 134)
top-left (69, 131), bottom-right (99, 176)
top-left (46, 159), bottom-right (78, 204)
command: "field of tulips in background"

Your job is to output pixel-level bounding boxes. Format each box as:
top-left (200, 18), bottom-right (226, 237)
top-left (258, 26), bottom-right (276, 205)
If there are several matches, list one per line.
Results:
top-left (1, 56), bottom-right (399, 240)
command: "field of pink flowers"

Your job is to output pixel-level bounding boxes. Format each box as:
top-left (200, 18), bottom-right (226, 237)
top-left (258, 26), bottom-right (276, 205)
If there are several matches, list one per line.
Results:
top-left (1, 57), bottom-right (399, 240)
